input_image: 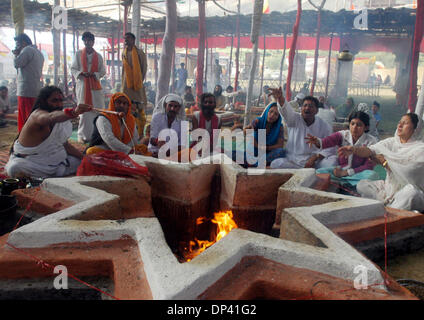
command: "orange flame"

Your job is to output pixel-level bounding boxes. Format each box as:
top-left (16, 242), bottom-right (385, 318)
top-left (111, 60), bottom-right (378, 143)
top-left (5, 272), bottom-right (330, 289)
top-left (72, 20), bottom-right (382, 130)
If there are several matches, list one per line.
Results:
top-left (185, 210), bottom-right (237, 262)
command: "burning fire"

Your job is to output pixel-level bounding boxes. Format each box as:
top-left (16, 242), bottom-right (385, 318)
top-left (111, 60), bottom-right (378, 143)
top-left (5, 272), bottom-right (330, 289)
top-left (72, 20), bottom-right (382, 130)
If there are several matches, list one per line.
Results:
top-left (185, 210), bottom-right (237, 262)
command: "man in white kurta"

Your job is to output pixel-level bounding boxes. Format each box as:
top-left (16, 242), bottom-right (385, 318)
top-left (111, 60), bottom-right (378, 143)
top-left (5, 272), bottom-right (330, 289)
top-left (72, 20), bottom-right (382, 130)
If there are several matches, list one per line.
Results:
top-left (270, 93), bottom-right (337, 169)
top-left (71, 31), bottom-right (106, 143)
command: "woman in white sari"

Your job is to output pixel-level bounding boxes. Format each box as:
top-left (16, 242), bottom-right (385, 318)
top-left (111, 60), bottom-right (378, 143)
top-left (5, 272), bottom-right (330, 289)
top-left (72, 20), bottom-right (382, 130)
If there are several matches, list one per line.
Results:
top-left (338, 113), bottom-right (424, 212)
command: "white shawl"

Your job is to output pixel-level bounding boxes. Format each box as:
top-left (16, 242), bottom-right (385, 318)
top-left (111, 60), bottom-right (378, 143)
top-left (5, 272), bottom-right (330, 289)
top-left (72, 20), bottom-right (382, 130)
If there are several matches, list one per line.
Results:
top-left (153, 93), bottom-right (185, 121)
top-left (370, 120), bottom-right (424, 195)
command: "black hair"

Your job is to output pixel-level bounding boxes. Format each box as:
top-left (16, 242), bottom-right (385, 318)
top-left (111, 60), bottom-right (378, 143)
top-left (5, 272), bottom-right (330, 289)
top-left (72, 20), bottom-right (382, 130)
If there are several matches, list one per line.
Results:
top-left (372, 101), bottom-right (380, 108)
top-left (226, 85), bottom-right (233, 91)
top-left (124, 32), bottom-right (136, 40)
top-left (200, 92), bottom-right (215, 107)
top-left (404, 113), bottom-right (419, 129)
top-left (302, 96), bottom-right (319, 109)
top-left (9, 86), bottom-right (63, 156)
top-left (349, 111), bottom-right (370, 131)
top-left (0, 86), bottom-right (8, 91)
top-left (185, 85), bottom-right (191, 90)
top-left (82, 31), bottom-right (95, 41)
top-left (31, 86), bottom-right (64, 113)
top-left (14, 33), bottom-right (32, 45)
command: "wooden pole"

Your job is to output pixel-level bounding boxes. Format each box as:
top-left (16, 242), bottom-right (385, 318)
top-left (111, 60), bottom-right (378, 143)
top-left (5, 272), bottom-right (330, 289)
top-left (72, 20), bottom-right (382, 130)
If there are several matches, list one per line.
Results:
top-left (63, 25), bottom-right (68, 96)
top-left (408, 0), bottom-right (424, 112)
top-left (53, 0), bottom-right (60, 86)
top-left (154, 33), bottom-right (158, 90)
top-left (325, 33), bottom-right (334, 99)
top-left (205, 35), bottom-right (209, 91)
top-left (310, 9), bottom-right (321, 95)
top-left (111, 32), bottom-right (116, 88)
top-left (279, 32), bottom-right (286, 88)
top-left (257, 34), bottom-right (266, 107)
top-left (196, 0), bottom-right (206, 102)
top-left (229, 33), bottom-right (234, 86)
top-left (286, 0), bottom-right (302, 101)
top-left (234, 0), bottom-right (241, 90)
top-left (33, 26), bottom-right (37, 47)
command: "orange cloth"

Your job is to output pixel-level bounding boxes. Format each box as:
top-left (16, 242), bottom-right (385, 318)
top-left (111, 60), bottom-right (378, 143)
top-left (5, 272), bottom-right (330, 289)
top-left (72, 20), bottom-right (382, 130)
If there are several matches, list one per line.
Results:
top-left (123, 47), bottom-right (143, 91)
top-left (102, 92), bottom-right (136, 145)
top-left (87, 144), bottom-right (152, 157)
top-left (81, 48), bottom-right (102, 106)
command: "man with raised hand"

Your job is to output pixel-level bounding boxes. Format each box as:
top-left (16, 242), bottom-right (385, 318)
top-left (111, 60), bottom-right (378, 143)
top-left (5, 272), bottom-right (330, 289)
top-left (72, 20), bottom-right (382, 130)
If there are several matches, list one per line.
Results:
top-left (269, 87), bottom-right (337, 169)
top-left (6, 86), bottom-right (92, 178)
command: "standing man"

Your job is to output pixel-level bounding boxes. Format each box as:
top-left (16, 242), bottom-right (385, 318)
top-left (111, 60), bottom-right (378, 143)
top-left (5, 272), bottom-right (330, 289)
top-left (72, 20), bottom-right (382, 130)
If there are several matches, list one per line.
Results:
top-left (176, 63), bottom-right (188, 96)
top-left (213, 59), bottom-right (222, 87)
top-left (71, 31), bottom-right (106, 143)
top-left (13, 33), bottom-right (44, 132)
top-left (122, 32), bottom-right (148, 137)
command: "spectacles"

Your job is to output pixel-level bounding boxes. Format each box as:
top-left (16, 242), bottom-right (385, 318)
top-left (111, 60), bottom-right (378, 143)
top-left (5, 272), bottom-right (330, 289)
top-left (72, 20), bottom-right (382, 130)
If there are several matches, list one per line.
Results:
top-left (50, 98), bottom-right (64, 103)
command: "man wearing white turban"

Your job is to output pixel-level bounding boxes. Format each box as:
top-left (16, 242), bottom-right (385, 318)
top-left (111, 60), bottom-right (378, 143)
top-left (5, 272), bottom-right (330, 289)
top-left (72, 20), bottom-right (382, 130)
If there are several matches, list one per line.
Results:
top-left (148, 93), bottom-right (185, 156)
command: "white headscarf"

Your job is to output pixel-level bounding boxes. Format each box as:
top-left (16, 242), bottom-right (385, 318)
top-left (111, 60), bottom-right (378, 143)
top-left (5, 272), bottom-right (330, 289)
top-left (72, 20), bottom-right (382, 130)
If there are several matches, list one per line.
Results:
top-left (357, 102), bottom-right (379, 139)
top-left (370, 114), bottom-right (424, 193)
top-left (153, 93), bottom-right (185, 121)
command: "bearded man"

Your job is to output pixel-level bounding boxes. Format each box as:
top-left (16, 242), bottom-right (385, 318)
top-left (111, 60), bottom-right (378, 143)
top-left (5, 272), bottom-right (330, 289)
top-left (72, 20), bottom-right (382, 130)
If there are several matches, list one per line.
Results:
top-left (5, 86), bottom-right (92, 178)
top-left (86, 92), bottom-right (150, 156)
top-left (71, 31), bottom-right (106, 143)
top-left (122, 32), bottom-right (148, 137)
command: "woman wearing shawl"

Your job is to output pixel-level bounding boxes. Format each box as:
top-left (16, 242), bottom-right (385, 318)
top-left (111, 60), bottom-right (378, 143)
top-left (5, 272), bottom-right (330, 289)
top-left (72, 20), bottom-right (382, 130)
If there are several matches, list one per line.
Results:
top-left (86, 92), bottom-right (151, 156)
top-left (148, 93), bottom-right (186, 157)
top-left (335, 97), bottom-right (355, 121)
top-left (306, 111), bottom-right (379, 188)
top-left (233, 102), bottom-right (286, 167)
top-left (213, 85), bottom-right (225, 109)
top-left (356, 102), bottom-right (379, 139)
top-left (338, 113), bottom-right (424, 212)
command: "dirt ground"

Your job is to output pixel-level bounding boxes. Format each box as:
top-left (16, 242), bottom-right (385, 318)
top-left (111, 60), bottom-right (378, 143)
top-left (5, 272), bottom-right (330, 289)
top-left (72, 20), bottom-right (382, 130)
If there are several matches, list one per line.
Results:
top-left (0, 122), bottom-right (18, 153)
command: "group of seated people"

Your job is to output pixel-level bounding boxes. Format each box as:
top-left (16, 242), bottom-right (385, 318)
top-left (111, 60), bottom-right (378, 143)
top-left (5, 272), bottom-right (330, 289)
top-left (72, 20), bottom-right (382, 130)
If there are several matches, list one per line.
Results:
top-left (4, 84), bottom-right (424, 213)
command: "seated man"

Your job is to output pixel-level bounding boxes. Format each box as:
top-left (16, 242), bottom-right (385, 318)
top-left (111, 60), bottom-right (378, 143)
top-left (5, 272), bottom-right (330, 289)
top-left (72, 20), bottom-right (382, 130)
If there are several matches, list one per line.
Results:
top-left (148, 93), bottom-right (186, 158)
top-left (86, 92), bottom-right (151, 156)
top-left (183, 86), bottom-right (195, 110)
top-left (269, 87), bottom-right (337, 169)
top-left (191, 93), bottom-right (222, 155)
top-left (5, 86), bottom-right (92, 178)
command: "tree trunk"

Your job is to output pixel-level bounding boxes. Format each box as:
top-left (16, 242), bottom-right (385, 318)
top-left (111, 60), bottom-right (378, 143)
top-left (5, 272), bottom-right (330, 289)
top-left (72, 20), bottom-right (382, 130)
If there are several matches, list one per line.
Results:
top-left (156, 0), bottom-right (178, 104)
top-left (244, 0), bottom-right (264, 127)
top-left (286, 0), bottom-right (302, 101)
top-left (196, 0), bottom-right (206, 103)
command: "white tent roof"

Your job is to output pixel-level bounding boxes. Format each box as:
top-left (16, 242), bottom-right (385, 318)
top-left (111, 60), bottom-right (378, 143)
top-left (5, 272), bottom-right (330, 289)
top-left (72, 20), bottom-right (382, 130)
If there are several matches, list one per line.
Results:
top-left (34, 0), bottom-right (415, 21)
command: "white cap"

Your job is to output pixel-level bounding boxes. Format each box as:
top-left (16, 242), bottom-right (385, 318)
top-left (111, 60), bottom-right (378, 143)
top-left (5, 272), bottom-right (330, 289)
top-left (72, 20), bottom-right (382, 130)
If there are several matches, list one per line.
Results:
top-left (296, 93), bottom-right (305, 100)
